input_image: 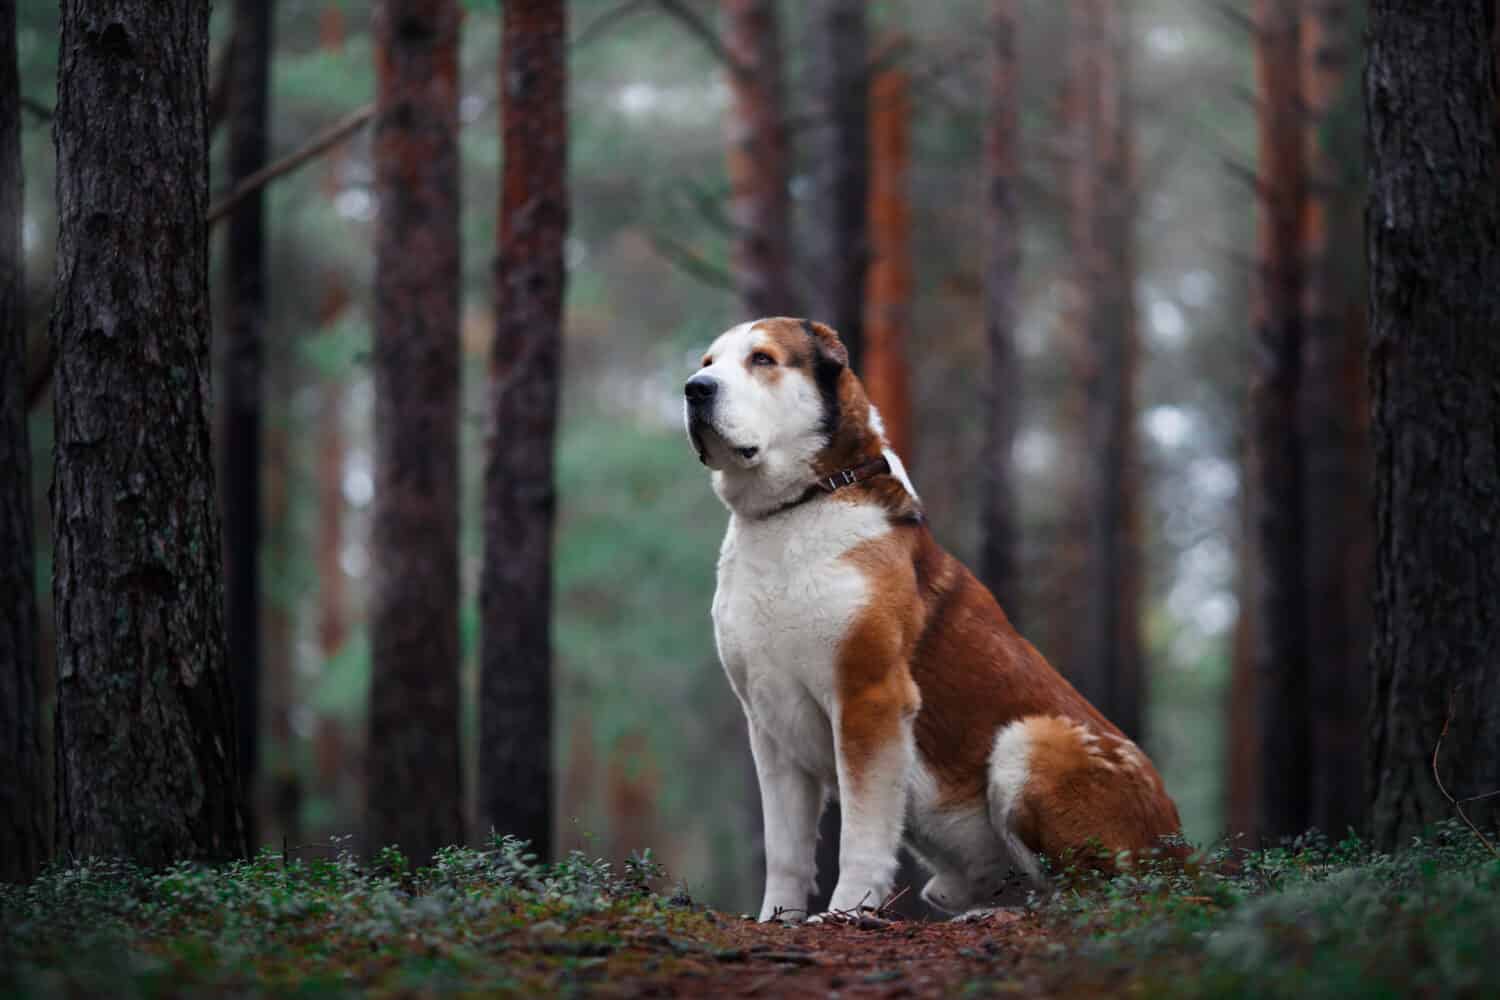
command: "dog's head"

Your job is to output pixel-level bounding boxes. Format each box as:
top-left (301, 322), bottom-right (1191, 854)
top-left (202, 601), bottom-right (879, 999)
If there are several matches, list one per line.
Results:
top-left (685, 317), bottom-right (881, 515)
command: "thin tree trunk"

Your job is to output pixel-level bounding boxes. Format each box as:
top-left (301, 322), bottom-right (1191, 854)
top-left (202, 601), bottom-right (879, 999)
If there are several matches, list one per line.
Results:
top-left (1250, 0), bottom-right (1309, 841)
top-left (1366, 0), bottom-right (1500, 847)
top-left (313, 375), bottom-right (348, 830)
top-left (368, 0), bottom-right (465, 865)
top-left (862, 64), bottom-right (912, 461)
top-left (1043, 2), bottom-right (1096, 689)
top-left (979, 0), bottom-right (1021, 618)
top-left (479, 0), bottom-right (568, 858)
top-left (0, 0), bottom-right (45, 883)
top-left (805, 0), bottom-right (867, 364)
top-left (1226, 498), bottom-right (1259, 838)
top-left (722, 0), bottom-right (796, 318)
top-left (262, 409), bottom-right (301, 848)
top-left (1299, 0), bottom-right (1365, 838)
top-left (51, 0), bottom-right (245, 864)
top-left (221, 0), bottom-right (273, 853)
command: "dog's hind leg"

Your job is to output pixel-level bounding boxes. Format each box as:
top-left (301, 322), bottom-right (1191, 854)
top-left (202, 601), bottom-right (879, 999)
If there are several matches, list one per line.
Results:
top-left (986, 719), bottom-right (1048, 886)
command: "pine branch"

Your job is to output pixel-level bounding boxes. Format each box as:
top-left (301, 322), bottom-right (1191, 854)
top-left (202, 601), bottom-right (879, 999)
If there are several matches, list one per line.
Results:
top-left (571, 0), bottom-right (652, 48)
top-left (644, 231), bottom-right (735, 292)
top-left (653, 0), bottom-right (750, 78)
top-left (207, 103), bottom-right (374, 225)
top-left (20, 97), bottom-right (52, 121)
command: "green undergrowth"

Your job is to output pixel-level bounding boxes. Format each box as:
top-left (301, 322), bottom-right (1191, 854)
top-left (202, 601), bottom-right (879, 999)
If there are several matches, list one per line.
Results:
top-left (0, 836), bottom-right (728, 998)
top-left (994, 820), bottom-right (1500, 999)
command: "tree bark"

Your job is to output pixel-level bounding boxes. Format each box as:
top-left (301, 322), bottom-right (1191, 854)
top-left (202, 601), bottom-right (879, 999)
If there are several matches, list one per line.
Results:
top-left (1066, 0), bottom-right (1145, 741)
top-left (722, 0), bottom-right (796, 318)
top-left (979, 0), bottom-right (1021, 618)
top-left (1299, 0), bottom-right (1366, 838)
top-left (368, 0), bottom-right (465, 865)
top-left (1366, 0), bottom-right (1500, 847)
top-left (862, 64), bottom-right (913, 462)
top-left (0, 0), bottom-right (46, 883)
top-left (51, 0), bottom-right (245, 864)
top-left (220, 0), bottom-right (273, 852)
top-left (479, 0), bottom-right (568, 859)
top-left (1250, 0), bottom-right (1310, 841)
top-left (805, 0), bottom-right (868, 365)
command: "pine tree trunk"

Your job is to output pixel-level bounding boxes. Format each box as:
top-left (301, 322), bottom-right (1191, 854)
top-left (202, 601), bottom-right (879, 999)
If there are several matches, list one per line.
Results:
top-left (1249, 0), bottom-right (1310, 841)
top-left (863, 64), bottom-right (913, 461)
top-left (979, 0), bottom-right (1021, 618)
top-left (51, 0), bottom-right (245, 864)
top-left (1366, 0), bottom-right (1500, 847)
top-left (479, 0), bottom-right (568, 859)
top-left (368, 0), bottom-right (465, 865)
top-left (220, 0), bottom-right (273, 852)
top-left (722, 0), bottom-right (796, 318)
top-left (805, 0), bottom-right (867, 365)
top-left (1299, 0), bottom-right (1366, 838)
top-left (1065, 0), bottom-right (1144, 740)
top-left (0, 0), bottom-right (46, 883)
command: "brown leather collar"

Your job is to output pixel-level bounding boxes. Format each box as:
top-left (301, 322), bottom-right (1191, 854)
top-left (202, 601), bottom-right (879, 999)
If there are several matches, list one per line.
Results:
top-left (762, 455), bottom-right (892, 519)
top-left (812, 455), bottom-right (892, 494)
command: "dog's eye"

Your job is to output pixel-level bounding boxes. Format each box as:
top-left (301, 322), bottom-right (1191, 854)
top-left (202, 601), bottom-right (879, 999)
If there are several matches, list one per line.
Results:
top-left (701, 357), bottom-right (712, 368)
top-left (750, 352), bottom-right (775, 367)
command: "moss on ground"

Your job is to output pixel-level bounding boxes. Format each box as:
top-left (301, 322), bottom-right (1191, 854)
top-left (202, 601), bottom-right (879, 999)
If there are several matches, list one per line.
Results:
top-left (4, 823), bottom-right (1498, 998)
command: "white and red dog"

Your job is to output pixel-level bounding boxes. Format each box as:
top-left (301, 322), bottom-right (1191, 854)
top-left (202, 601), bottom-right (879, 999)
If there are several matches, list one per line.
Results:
top-left (686, 318), bottom-right (1183, 921)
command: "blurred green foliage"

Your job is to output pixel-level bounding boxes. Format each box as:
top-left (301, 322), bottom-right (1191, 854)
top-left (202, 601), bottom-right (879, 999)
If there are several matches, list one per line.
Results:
top-left (11, 0), bottom-right (1302, 916)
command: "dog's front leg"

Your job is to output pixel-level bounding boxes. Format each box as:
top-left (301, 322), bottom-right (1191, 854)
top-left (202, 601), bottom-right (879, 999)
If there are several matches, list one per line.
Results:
top-left (825, 682), bottom-right (917, 915)
top-left (748, 722), bottom-right (822, 922)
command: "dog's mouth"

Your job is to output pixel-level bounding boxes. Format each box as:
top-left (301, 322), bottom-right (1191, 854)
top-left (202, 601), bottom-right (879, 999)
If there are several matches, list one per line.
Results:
top-left (688, 420), bottom-right (759, 469)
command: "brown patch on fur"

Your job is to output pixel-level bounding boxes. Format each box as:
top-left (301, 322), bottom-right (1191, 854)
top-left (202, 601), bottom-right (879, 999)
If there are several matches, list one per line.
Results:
top-left (1014, 715), bottom-right (1183, 867)
top-left (835, 531), bottom-right (923, 794)
top-left (842, 524), bottom-right (1182, 861)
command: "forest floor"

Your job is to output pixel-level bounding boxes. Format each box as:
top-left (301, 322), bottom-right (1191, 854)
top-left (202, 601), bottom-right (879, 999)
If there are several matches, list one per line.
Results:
top-left (4, 824), bottom-right (1500, 998)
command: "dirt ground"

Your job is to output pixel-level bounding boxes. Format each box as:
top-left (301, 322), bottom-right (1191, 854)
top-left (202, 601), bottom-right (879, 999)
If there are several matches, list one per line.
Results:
top-left (618, 909), bottom-right (1047, 998)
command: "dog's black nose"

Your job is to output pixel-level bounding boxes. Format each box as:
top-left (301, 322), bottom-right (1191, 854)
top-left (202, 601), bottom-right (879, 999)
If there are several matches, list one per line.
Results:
top-left (684, 375), bottom-right (718, 404)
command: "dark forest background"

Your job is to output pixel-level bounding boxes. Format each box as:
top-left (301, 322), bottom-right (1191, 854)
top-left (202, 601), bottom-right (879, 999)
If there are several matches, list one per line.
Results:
top-left (4, 0), bottom-right (1496, 917)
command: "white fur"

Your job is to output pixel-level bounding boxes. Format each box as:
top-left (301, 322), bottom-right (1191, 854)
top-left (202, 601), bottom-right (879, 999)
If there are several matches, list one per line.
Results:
top-left (687, 322), bottom-right (830, 517)
top-left (695, 319), bottom-right (1035, 921)
top-left (714, 498), bottom-right (897, 920)
top-left (988, 722), bottom-right (1046, 883)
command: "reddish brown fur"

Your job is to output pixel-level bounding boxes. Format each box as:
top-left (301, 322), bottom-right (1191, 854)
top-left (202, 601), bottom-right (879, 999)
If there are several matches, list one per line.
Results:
top-left (765, 319), bottom-right (1185, 869)
top-left (1011, 716), bottom-right (1182, 863)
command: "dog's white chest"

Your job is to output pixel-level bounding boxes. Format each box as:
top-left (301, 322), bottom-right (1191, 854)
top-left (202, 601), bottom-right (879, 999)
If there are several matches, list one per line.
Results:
top-left (712, 502), bottom-right (890, 780)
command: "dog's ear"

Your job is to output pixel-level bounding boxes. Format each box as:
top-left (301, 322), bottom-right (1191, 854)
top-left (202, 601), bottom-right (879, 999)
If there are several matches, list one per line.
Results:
top-left (802, 320), bottom-right (849, 371)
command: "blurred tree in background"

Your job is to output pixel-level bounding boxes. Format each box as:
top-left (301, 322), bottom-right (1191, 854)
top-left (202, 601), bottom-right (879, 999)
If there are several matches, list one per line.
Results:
top-left (6, 0), bottom-right (1435, 912)
top-left (0, 0), bottom-right (45, 886)
top-left (480, 0), bottom-right (568, 861)
top-left (221, 0), bottom-right (275, 849)
top-left (368, 0), bottom-right (466, 866)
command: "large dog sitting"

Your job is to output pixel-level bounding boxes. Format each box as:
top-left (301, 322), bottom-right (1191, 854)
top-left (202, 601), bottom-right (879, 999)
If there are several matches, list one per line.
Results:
top-left (685, 317), bottom-right (1183, 921)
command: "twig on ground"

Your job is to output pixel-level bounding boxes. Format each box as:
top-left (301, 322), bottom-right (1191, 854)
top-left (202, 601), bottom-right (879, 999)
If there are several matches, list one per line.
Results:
top-left (1431, 691), bottom-right (1500, 858)
top-left (876, 883), bottom-right (911, 917)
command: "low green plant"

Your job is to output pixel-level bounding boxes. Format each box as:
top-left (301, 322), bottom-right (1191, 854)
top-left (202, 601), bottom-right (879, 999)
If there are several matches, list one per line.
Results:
top-left (0, 833), bottom-right (703, 998)
top-left (1004, 820), bottom-right (1500, 999)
